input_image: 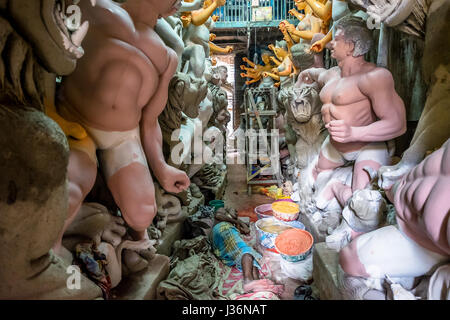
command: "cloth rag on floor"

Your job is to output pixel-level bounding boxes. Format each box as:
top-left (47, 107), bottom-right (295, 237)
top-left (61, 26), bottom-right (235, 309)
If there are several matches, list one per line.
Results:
top-left (74, 242), bottom-right (111, 299)
top-left (211, 222), bottom-right (262, 272)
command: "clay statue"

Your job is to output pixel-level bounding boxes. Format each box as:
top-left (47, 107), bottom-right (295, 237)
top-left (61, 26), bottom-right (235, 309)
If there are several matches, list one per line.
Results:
top-left (0, 0), bottom-right (103, 299)
top-left (377, 0), bottom-right (450, 191)
top-left (155, 0), bottom-right (206, 71)
top-left (309, 0), bottom-right (353, 53)
top-left (339, 139), bottom-right (450, 299)
top-left (342, 0), bottom-right (430, 38)
top-left (281, 42), bottom-right (327, 174)
top-left (298, 16), bottom-right (406, 214)
top-left (263, 41), bottom-right (296, 88)
top-left (240, 54), bottom-right (275, 86)
top-left (56, 0), bottom-right (190, 268)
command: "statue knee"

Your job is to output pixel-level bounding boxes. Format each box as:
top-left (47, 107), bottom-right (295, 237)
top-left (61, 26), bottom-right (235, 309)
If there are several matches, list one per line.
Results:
top-left (339, 243), bottom-right (369, 277)
top-left (123, 201), bottom-right (156, 232)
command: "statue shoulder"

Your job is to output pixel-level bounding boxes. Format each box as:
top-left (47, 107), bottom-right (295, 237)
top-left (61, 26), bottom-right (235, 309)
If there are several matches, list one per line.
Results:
top-left (84, 0), bottom-right (136, 39)
top-left (359, 66), bottom-right (394, 92)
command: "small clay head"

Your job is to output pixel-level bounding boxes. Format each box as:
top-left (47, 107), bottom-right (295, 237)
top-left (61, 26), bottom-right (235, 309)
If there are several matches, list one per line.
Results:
top-left (290, 43), bottom-right (315, 71)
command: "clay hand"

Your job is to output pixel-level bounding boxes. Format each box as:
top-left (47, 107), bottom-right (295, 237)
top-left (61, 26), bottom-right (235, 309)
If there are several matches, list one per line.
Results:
top-left (326, 120), bottom-right (354, 143)
top-left (214, 0), bottom-right (226, 7)
top-left (159, 165), bottom-right (190, 193)
top-left (378, 162), bottom-right (414, 190)
top-left (262, 72), bottom-right (269, 78)
top-left (298, 70), bottom-right (313, 84)
top-left (271, 68), bottom-right (279, 74)
top-left (310, 40), bottom-right (325, 53)
top-left (225, 46), bottom-right (233, 53)
top-left (288, 8), bottom-right (299, 16)
top-left (209, 33), bottom-right (216, 41)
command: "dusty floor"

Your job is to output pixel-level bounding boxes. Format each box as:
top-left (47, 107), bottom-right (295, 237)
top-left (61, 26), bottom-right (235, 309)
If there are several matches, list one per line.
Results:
top-left (223, 157), bottom-right (306, 300)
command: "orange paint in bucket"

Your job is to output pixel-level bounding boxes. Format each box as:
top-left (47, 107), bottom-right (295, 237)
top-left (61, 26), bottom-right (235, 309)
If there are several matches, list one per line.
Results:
top-left (275, 229), bottom-right (313, 256)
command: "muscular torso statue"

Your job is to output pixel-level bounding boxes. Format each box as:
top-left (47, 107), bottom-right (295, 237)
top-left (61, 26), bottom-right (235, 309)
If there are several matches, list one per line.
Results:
top-left (55, 0), bottom-right (190, 258)
top-left (300, 16), bottom-right (406, 209)
top-left (61, 0), bottom-right (178, 131)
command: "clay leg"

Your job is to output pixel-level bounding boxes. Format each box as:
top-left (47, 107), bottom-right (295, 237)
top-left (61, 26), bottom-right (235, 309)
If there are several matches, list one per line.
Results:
top-left (313, 138), bottom-right (346, 208)
top-left (352, 142), bottom-right (390, 192)
top-left (53, 148), bottom-right (97, 257)
top-left (155, 18), bottom-right (185, 71)
top-left (313, 136), bottom-right (345, 180)
top-left (107, 162), bottom-right (156, 241)
top-left (340, 226), bottom-right (448, 278)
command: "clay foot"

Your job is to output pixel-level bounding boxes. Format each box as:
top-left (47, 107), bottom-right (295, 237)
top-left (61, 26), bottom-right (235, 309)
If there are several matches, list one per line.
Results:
top-left (337, 266), bottom-right (386, 300)
top-left (325, 220), bottom-right (353, 252)
top-left (122, 239), bottom-right (157, 274)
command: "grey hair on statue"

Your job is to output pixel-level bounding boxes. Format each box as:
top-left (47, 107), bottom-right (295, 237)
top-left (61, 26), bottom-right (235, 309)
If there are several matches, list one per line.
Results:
top-left (335, 15), bottom-right (373, 57)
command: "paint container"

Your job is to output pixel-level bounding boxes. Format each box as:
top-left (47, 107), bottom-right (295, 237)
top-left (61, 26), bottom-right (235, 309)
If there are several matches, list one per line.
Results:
top-left (275, 229), bottom-right (314, 262)
top-left (255, 217), bottom-right (305, 253)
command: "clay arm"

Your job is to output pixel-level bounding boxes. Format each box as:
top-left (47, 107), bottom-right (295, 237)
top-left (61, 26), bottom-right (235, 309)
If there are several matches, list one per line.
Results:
top-left (289, 8), bottom-right (305, 21)
top-left (299, 66), bottom-right (338, 88)
top-left (287, 28), bottom-right (317, 41)
top-left (243, 57), bottom-right (256, 68)
top-left (140, 51), bottom-right (190, 193)
top-left (209, 42), bottom-right (233, 54)
top-left (191, 0), bottom-right (225, 26)
top-left (246, 78), bottom-right (262, 85)
top-left (179, 0), bottom-right (205, 12)
top-left (334, 68), bottom-right (407, 144)
top-left (270, 56), bottom-right (282, 66)
top-left (301, 0), bottom-right (332, 21)
top-left (262, 72), bottom-right (280, 81)
top-left (310, 29), bottom-right (332, 52)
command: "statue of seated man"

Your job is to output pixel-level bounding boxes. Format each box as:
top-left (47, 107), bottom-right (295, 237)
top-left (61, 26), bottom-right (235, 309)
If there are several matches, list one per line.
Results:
top-left (56, 0), bottom-right (190, 259)
top-left (299, 15), bottom-right (406, 212)
top-left (339, 138), bottom-right (450, 299)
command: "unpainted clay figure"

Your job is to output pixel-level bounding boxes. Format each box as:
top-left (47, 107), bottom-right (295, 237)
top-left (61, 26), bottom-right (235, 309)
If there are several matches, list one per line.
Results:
top-left (56, 0), bottom-right (190, 265)
top-left (0, 0), bottom-right (104, 299)
top-left (240, 54), bottom-right (275, 86)
top-left (263, 41), bottom-right (296, 88)
top-left (339, 139), bottom-right (450, 299)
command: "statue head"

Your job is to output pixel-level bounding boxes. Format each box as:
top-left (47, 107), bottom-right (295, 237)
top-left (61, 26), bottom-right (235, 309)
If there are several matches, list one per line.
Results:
top-left (261, 52), bottom-right (271, 65)
top-left (289, 43), bottom-right (315, 71)
top-left (5, 0), bottom-right (96, 76)
top-left (332, 15), bottom-right (373, 60)
top-left (271, 41), bottom-right (289, 60)
top-left (211, 65), bottom-right (228, 85)
top-left (288, 83), bottom-right (321, 123)
top-left (168, 72), bottom-right (208, 119)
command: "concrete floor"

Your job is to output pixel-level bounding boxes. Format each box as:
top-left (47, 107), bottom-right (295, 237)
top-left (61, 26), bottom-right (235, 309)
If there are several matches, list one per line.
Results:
top-left (223, 160), bottom-right (307, 300)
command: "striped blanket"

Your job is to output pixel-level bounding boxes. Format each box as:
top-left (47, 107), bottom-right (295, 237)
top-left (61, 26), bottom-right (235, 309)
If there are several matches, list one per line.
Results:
top-left (211, 222), bottom-right (262, 272)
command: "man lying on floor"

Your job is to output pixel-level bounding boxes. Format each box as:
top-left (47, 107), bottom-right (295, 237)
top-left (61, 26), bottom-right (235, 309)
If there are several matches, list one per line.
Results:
top-left (211, 221), bottom-right (262, 284)
top-left (211, 209), bottom-right (284, 295)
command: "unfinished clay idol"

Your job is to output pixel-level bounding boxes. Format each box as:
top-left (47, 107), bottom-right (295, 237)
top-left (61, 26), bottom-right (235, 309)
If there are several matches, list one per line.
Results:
top-left (0, 0), bottom-right (102, 299)
top-left (57, 0), bottom-right (190, 267)
top-left (299, 16), bottom-right (406, 220)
